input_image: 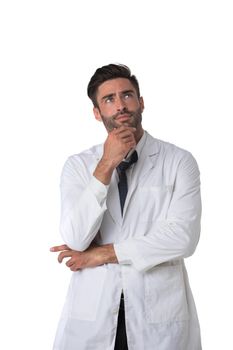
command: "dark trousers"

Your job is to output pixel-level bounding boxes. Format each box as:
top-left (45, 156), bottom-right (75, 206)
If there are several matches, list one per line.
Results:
top-left (114, 294), bottom-right (128, 350)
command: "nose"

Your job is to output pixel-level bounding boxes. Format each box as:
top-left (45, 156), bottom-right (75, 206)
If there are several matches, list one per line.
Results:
top-left (115, 96), bottom-right (126, 111)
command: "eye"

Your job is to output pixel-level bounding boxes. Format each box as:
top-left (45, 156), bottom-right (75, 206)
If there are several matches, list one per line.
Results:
top-left (124, 92), bottom-right (133, 99)
top-left (105, 96), bottom-right (114, 103)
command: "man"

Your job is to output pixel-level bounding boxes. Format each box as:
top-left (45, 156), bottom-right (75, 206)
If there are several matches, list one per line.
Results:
top-left (51, 64), bottom-right (202, 350)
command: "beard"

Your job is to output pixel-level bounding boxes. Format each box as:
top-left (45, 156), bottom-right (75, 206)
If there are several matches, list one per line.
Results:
top-left (99, 107), bottom-right (142, 132)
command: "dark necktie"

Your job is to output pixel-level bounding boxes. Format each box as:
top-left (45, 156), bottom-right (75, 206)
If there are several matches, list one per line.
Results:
top-left (117, 150), bottom-right (138, 215)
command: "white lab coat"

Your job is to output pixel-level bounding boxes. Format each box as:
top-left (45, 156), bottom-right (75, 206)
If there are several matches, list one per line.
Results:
top-left (53, 131), bottom-right (202, 350)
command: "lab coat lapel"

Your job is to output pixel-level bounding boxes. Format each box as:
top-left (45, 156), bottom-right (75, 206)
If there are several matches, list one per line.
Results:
top-left (123, 134), bottom-right (160, 219)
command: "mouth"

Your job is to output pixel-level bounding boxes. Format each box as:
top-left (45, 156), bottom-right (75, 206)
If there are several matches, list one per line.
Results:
top-left (115, 114), bottom-right (132, 122)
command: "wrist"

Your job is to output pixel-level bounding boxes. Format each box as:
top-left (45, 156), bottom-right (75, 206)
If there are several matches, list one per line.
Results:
top-left (99, 244), bottom-right (118, 264)
top-left (93, 158), bottom-right (115, 185)
top-left (99, 157), bottom-right (116, 172)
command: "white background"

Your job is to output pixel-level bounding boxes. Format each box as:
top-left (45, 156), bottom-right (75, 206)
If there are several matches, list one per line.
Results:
top-left (0, 0), bottom-right (232, 349)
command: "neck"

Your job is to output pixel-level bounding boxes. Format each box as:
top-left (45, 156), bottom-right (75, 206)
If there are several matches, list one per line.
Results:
top-left (134, 126), bottom-right (144, 144)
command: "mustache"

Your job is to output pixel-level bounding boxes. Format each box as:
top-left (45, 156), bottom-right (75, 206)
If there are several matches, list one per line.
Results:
top-left (112, 109), bottom-right (132, 120)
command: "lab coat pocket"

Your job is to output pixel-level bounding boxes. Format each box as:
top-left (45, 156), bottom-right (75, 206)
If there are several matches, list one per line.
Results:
top-left (139, 186), bottom-right (173, 222)
top-left (69, 265), bottom-right (107, 321)
top-left (145, 262), bottom-right (189, 324)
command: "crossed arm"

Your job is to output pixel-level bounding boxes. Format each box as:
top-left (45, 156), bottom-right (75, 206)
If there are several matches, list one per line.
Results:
top-left (50, 243), bottom-right (118, 271)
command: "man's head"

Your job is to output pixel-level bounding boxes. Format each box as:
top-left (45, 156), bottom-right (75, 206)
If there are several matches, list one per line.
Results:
top-left (87, 63), bottom-right (144, 134)
top-left (87, 64), bottom-right (140, 108)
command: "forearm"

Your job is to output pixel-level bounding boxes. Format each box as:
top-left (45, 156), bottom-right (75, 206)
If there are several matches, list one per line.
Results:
top-left (51, 243), bottom-right (118, 271)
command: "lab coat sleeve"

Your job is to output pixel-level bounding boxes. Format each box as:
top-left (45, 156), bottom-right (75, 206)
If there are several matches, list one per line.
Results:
top-left (59, 156), bottom-right (109, 251)
top-left (114, 152), bottom-right (202, 272)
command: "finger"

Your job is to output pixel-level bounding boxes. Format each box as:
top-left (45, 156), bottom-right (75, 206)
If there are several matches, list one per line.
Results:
top-left (58, 251), bottom-right (73, 263)
top-left (115, 131), bottom-right (135, 143)
top-left (50, 244), bottom-right (71, 252)
top-left (70, 264), bottom-right (79, 271)
top-left (119, 132), bottom-right (135, 140)
top-left (123, 141), bottom-right (137, 152)
top-left (120, 134), bottom-right (135, 143)
top-left (113, 126), bottom-right (136, 134)
top-left (66, 258), bottom-right (75, 267)
top-left (116, 126), bottom-right (135, 134)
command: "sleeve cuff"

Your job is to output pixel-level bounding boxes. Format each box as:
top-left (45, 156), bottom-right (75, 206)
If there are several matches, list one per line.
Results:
top-left (114, 240), bottom-right (148, 272)
top-left (89, 176), bottom-right (109, 206)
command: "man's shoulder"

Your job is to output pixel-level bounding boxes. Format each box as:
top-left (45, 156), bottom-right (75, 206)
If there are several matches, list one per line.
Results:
top-left (145, 132), bottom-right (199, 173)
top-left (146, 132), bottom-right (193, 159)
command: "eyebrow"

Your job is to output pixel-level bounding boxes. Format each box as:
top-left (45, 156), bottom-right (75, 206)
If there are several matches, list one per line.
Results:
top-left (101, 89), bottom-right (135, 102)
top-left (101, 93), bottom-right (114, 102)
top-left (121, 89), bottom-right (135, 95)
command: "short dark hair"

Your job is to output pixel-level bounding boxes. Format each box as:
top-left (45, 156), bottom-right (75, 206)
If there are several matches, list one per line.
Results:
top-left (87, 63), bottom-right (141, 107)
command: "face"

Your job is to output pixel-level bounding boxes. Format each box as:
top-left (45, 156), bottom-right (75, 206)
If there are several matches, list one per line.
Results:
top-left (93, 78), bottom-right (144, 133)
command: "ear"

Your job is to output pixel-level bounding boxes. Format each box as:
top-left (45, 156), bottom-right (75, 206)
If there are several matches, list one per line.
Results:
top-left (139, 96), bottom-right (145, 112)
top-left (93, 107), bottom-right (102, 122)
